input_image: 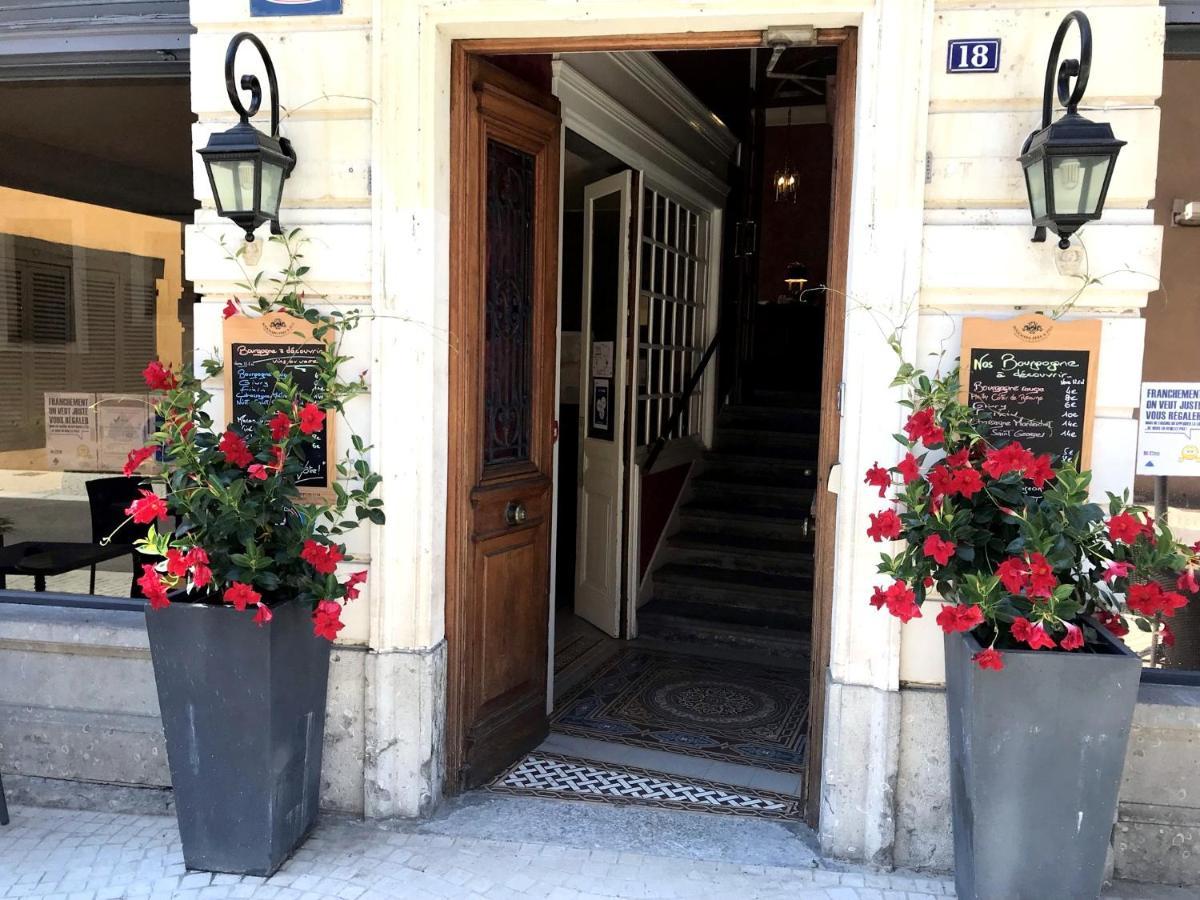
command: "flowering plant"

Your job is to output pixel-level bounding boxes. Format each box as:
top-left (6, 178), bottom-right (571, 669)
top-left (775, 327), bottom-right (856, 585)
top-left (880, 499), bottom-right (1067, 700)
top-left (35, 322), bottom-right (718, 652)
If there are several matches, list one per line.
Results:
top-left (121, 233), bottom-right (382, 641)
top-left (867, 337), bottom-right (1197, 670)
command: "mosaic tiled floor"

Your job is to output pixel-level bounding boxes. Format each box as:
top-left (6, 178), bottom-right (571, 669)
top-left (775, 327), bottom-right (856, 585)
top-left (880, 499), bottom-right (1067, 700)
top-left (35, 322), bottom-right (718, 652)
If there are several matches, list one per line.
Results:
top-left (552, 646), bottom-right (809, 773)
top-left (487, 751), bottom-right (804, 820)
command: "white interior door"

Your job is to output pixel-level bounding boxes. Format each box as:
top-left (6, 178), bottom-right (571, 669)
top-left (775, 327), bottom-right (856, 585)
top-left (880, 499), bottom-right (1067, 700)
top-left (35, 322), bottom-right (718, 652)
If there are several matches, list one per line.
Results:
top-left (574, 170), bottom-right (635, 637)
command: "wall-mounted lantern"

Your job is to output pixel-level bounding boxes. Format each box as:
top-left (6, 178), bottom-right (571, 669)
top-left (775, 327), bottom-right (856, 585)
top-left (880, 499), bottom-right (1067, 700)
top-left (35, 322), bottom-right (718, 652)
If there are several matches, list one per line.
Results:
top-left (1018, 10), bottom-right (1125, 250)
top-left (198, 32), bottom-right (297, 242)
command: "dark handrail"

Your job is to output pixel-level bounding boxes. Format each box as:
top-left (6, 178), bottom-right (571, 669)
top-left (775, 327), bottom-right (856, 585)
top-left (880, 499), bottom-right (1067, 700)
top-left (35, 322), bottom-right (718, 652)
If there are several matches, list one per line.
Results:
top-left (644, 331), bottom-right (720, 473)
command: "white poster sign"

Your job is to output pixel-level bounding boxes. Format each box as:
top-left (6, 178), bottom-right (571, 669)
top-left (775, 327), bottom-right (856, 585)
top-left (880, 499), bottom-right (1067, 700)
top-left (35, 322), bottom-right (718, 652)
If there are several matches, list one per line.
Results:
top-left (45, 392), bottom-right (98, 470)
top-left (591, 341), bottom-right (614, 380)
top-left (97, 394), bottom-right (155, 473)
top-left (1136, 382), bottom-right (1200, 476)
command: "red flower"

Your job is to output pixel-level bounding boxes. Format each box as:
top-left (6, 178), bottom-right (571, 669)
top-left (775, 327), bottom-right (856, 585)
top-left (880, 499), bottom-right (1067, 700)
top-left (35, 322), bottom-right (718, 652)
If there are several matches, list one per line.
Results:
top-left (1178, 569), bottom-right (1199, 595)
top-left (123, 445), bottom-right (156, 477)
top-left (301, 539), bottom-right (344, 575)
top-left (253, 604), bottom-right (273, 627)
top-left (982, 442), bottom-right (1034, 480)
top-left (344, 570), bottom-right (368, 601)
top-left (165, 548), bottom-right (189, 578)
top-left (996, 557), bottom-right (1027, 595)
top-left (298, 403), bottom-right (326, 436)
top-left (869, 585), bottom-right (888, 609)
top-left (185, 548), bottom-right (212, 589)
top-left (927, 464), bottom-right (956, 499)
top-left (1108, 512), bottom-right (1144, 545)
top-left (1060, 621), bottom-right (1084, 651)
top-left (864, 463), bottom-right (891, 498)
top-left (973, 648), bottom-right (1004, 671)
top-left (1025, 552), bottom-right (1057, 600)
top-left (1012, 616), bottom-right (1056, 650)
top-left (223, 581), bottom-right (262, 612)
top-left (248, 464), bottom-right (269, 481)
top-left (312, 599), bottom-right (345, 641)
top-left (922, 534), bottom-right (957, 566)
top-left (883, 580), bottom-right (921, 623)
top-left (946, 447), bottom-right (970, 468)
top-left (222, 299), bottom-right (239, 319)
top-left (269, 411), bottom-right (293, 442)
top-left (1162, 623), bottom-right (1176, 647)
top-left (950, 467), bottom-right (984, 499)
top-left (138, 564), bottom-right (170, 609)
top-left (1102, 561), bottom-right (1133, 584)
top-left (896, 452), bottom-right (921, 484)
top-left (126, 489), bottom-right (167, 524)
top-left (936, 603), bottom-right (983, 634)
top-left (1025, 454), bottom-right (1055, 490)
top-left (1095, 610), bottom-right (1129, 637)
top-left (903, 408), bottom-right (945, 447)
top-left (867, 509), bottom-right (903, 542)
top-left (218, 430), bottom-right (253, 468)
top-left (142, 359), bottom-right (178, 391)
top-left (191, 563), bottom-right (213, 590)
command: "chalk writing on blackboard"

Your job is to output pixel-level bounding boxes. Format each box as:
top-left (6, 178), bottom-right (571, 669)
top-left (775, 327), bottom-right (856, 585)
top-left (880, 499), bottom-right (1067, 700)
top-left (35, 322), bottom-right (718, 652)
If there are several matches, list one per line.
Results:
top-left (967, 348), bottom-right (1089, 465)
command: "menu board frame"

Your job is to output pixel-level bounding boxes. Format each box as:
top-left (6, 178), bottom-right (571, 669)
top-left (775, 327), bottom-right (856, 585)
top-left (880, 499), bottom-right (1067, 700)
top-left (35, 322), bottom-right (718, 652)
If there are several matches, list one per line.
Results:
top-left (222, 312), bottom-right (334, 497)
top-left (959, 314), bottom-right (1101, 470)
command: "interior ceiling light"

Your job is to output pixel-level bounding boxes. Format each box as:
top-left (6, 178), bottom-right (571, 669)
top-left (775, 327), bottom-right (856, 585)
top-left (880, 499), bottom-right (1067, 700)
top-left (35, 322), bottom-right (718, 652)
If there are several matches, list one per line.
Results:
top-left (773, 106), bottom-right (799, 204)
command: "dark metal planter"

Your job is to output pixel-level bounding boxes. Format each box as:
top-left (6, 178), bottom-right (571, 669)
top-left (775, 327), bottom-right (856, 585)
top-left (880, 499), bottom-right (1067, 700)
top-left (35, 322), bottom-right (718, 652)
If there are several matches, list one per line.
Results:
top-left (944, 626), bottom-right (1140, 900)
top-left (146, 598), bottom-right (329, 876)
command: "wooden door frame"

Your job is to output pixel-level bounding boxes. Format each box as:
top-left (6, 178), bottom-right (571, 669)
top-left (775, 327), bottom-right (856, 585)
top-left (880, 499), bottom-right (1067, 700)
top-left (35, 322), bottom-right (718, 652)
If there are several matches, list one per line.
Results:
top-left (446, 29), bottom-right (856, 821)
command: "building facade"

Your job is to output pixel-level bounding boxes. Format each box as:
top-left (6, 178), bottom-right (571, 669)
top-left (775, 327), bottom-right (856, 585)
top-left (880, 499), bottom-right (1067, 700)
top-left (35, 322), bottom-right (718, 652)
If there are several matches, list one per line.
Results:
top-left (3, 0), bottom-right (1197, 887)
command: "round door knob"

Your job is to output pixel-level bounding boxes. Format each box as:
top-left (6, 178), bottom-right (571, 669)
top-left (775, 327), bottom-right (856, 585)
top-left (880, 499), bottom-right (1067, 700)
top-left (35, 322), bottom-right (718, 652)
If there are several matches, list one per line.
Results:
top-left (505, 501), bottom-right (528, 526)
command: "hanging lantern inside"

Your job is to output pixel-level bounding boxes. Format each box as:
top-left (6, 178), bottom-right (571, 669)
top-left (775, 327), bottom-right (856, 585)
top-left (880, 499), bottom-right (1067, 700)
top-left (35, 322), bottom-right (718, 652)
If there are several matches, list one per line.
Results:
top-left (772, 107), bottom-right (800, 204)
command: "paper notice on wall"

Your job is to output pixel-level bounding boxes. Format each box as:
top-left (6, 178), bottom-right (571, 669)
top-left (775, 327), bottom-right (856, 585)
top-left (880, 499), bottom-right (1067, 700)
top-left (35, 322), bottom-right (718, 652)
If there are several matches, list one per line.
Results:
top-left (591, 341), bottom-right (614, 379)
top-left (45, 392), bottom-right (98, 470)
top-left (1136, 382), bottom-right (1200, 477)
top-left (97, 394), bottom-right (155, 474)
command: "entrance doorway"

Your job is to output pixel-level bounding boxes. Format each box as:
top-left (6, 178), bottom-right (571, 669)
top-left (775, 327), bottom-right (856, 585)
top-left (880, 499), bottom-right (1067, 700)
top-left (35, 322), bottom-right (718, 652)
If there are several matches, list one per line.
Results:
top-left (446, 30), bottom-right (855, 827)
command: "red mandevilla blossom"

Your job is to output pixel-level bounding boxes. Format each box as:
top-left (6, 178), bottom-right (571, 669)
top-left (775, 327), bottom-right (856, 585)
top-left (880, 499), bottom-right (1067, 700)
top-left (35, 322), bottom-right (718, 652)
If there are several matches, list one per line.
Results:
top-left (1025, 552), bottom-right (1058, 600)
top-left (1024, 454), bottom-right (1055, 489)
top-left (935, 603), bottom-right (984, 634)
top-left (927, 464), bottom-right (956, 499)
top-left (972, 648), bottom-right (1004, 671)
top-left (301, 539), bottom-right (345, 575)
top-left (126, 489), bottom-right (167, 524)
top-left (1102, 561), bottom-right (1133, 584)
top-left (222, 299), bottom-right (239, 319)
top-left (1095, 610), bottom-right (1129, 637)
top-left (223, 582), bottom-right (262, 612)
top-left (142, 359), bottom-right (178, 391)
top-left (864, 462), bottom-right (891, 498)
top-left (981, 442), bottom-right (1034, 480)
top-left (1163, 623), bottom-right (1176, 647)
top-left (1127, 581), bottom-right (1188, 618)
top-left (903, 408), bottom-right (945, 447)
top-left (1178, 569), bottom-right (1199, 595)
top-left (949, 466), bottom-right (984, 499)
top-left (312, 599), bottom-right (345, 641)
top-left (867, 509), bottom-right (903, 542)
top-left (248, 464), bottom-right (269, 481)
top-left (996, 556), bottom-right (1027, 595)
top-left (896, 452), bottom-right (921, 484)
top-left (945, 447), bottom-right (970, 468)
top-left (298, 402), bottom-right (326, 436)
top-left (1012, 616), bottom-right (1057, 650)
top-left (344, 570), bottom-right (368, 601)
top-left (1107, 512), bottom-right (1145, 545)
top-left (165, 548), bottom-right (189, 578)
top-left (1060, 621), bottom-right (1084, 651)
top-left (123, 446), bottom-right (156, 477)
top-left (869, 585), bottom-right (888, 609)
top-left (269, 411), bottom-right (293, 442)
top-left (138, 564), bottom-right (170, 609)
top-left (253, 604), bottom-right (273, 627)
top-left (922, 534), bottom-right (957, 566)
top-left (218, 430), bottom-right (253, 468)
top-left (881, 580), bottom-right (921, 623)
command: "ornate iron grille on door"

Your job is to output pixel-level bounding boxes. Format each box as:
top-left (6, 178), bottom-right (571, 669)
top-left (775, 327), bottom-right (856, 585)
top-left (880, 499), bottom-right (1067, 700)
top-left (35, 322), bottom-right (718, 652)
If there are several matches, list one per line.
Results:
top-left (483, 139), bottom-right (536, 467)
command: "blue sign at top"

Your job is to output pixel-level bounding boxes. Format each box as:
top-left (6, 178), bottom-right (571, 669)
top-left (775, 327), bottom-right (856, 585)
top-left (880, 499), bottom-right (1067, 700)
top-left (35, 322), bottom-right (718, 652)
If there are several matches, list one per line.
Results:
top-left (252, 0), bottom-right (343, 16)
top-left (946, 38), bottom-right (1001, 73)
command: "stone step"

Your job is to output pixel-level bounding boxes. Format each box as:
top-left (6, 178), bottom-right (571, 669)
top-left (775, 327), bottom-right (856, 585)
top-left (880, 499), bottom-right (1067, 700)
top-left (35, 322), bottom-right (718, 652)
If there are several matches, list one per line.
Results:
top-left (652, 562), bottom-right (813, 607)
top-left (638, 595), bottom-right (812, 632)
top-left (664, 531), bottom-right (815, 577)
top-left (678, 498), bottom-right (815, 542)
top-left (712, 429), bottom-right (820, 458)
top-left (717, 406), bottom-right (820, 434)
top-left (635, 610), bottom-right (811, 660)
top-left (701, 451), bottom-right (819, 482)
top-left (688, 474), bottom-right (817, 507)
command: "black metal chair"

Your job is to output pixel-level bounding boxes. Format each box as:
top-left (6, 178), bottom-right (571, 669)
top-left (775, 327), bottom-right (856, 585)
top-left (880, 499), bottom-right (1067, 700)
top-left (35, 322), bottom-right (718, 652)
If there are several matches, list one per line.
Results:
top-left (85, 477), bottom-right (155, 598)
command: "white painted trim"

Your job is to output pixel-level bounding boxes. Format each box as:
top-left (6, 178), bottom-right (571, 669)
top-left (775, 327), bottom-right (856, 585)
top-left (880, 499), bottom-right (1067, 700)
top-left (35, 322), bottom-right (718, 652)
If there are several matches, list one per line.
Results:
top-left (553, 59), bottom-right (730, 211)
top-left (600, 51), bottom-right (739, 160)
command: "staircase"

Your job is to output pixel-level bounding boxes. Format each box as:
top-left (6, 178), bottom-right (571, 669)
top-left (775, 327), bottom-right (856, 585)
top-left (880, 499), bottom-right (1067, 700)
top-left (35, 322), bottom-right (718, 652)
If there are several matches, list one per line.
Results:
top-left (638, 392), bottom-right (819, 656)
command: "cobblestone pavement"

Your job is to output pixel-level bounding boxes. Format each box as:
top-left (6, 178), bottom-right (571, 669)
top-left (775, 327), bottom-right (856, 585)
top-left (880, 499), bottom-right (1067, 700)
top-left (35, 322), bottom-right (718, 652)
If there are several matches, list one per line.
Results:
top-left (0, 804), bottom-right (950, 899)
top-left (0, 804), bottom-right (1187, 899)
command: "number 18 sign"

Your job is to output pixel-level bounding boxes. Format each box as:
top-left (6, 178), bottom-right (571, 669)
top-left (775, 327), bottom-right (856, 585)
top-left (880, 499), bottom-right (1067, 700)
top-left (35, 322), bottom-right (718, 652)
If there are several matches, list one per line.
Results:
top-left (947, 39), bottom-right (1001, 73)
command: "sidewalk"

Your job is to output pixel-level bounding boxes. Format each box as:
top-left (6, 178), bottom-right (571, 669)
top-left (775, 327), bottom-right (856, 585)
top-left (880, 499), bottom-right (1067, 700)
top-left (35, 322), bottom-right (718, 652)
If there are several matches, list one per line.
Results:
top-left (0, 797), bottom-right (1191, 899)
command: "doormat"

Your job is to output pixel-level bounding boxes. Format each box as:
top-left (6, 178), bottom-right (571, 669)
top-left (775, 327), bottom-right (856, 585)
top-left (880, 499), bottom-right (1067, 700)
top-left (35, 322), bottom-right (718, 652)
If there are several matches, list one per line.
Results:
top-left (552, 647), bottom-right (808, 773)
top-left (488, 751), bottom-right (803, 820)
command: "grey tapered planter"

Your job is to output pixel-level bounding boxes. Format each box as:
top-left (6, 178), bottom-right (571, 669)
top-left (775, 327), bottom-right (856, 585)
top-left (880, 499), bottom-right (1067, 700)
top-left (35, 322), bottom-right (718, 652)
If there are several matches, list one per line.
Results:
top-left (146, 598), bottom-right (330, 876)
top-left (945, 625), bottom-right (1140, 900)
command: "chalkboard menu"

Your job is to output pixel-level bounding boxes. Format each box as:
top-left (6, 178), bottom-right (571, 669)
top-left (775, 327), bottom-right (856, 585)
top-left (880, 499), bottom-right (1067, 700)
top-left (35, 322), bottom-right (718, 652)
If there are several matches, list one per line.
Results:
top-left (223, 313), bottom-right (332, 492)
top-left (960, 315), bottom-right (1100, 469)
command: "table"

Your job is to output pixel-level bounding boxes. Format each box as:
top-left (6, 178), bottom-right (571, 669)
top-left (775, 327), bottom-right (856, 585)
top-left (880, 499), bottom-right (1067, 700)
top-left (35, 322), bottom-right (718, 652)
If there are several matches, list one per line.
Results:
top-left (0, 541), bottom-right (136, 593)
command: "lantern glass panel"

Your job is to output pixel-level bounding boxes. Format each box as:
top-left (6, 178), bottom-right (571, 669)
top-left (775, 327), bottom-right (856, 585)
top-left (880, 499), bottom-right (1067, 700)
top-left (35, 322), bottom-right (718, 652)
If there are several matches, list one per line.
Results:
top-left (1050, 154), bottom-right (1111, 216)
top-left (1024, 158), bottom-right (1047, 220)
top-left (261, 160), bottom-right (286, 218)
top-left (209, 158), bottom-right (258, 215)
